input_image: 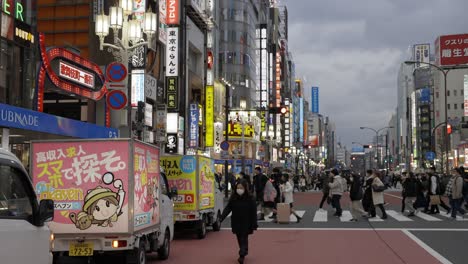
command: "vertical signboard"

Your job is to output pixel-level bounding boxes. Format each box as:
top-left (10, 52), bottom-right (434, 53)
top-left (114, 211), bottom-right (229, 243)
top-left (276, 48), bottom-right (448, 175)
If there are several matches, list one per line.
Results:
top-left (132, 0), bottom-right (146, 21)
top-left (131, 69), bottom-right (145, 106)
top-left (464, 75), bottom-right (468, 117)
top-left (166, 77), bottom-right (178, 111)
top-left (166, 0), bottom-right (180, 25)
top-left (166, 27), bottom-right (179, 76)
top-left (165, 133), bottom-right (178, 153)
top-left (214, 122), bottom-right (223, 153)
top-left (205, 85), bottom-right (214, 147)
top-left (299, 98), bottom-right (304, 143)
top-left (159, 0), bottom-right (167, 44)
top-left (413, 44), bottom-right (430, 69)
top-left (311, 87), bottom-right (319, 113)
top-left (189, 104), bottom-right (199, 148)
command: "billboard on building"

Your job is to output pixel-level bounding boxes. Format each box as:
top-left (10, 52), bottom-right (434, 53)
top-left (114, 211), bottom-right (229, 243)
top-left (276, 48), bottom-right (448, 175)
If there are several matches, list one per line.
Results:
top-left (166, 0), bottom-right (179, 25)
top-left (311, 87), bottom-right (319, 113)
top-left (413, 44), bottom-right (430, 68)
top-left (299, 98), bottom-right (304, 143)
top-left (464, 75), bottom-right (468, 116)
top-left (435, 34), bottom-right (468, 66)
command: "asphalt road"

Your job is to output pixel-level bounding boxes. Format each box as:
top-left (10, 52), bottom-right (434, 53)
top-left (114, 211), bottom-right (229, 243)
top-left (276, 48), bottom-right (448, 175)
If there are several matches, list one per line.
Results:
top-left (96, 191), bottom-right (468, 264)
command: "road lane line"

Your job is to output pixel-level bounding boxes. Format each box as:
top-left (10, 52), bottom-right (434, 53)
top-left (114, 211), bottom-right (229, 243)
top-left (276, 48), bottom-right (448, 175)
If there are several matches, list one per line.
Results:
top-left (339, 210), bottom-right (353, 222)
top-left (368, 215), bottom-right (384, 222)
top-left (438, 213), bottom-right (468, 221)
top-left (386, 210), bottom-right (413, 221)
top-left (402, 229), bottom-right (453, 264)
top-left (416, 212), bottom-right (443, 221)
top-left (313, 210), bottom-right (327, 222)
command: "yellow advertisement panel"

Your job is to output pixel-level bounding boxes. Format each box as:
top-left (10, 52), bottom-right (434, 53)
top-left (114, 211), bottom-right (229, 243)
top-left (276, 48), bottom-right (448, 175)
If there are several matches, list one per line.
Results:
top-left (205, 85), bottom-right (214, 147)
top-left (160, 156), bottom-right (197, 211)
top-left (198, 157), bottom-right (215, 210)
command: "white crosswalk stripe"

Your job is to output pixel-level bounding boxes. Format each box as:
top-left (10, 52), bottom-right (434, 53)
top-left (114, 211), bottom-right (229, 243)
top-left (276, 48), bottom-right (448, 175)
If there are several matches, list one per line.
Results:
top-left (339, 211), bottom-right (353, 222)
top-left (313, 209), bottom-right (328, 222)
top-left (386, 210), bottom-right (413, 221)
top-left (437, 212), bottom-right (468, 221)
top-left (415, 212), bottom-right (442, 221)
top-left (368, 215), bottom-right (384, 222)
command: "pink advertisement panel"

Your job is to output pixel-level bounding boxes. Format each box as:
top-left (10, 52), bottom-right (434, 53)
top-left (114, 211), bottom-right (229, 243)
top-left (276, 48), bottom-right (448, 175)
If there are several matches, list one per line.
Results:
top-left (133, 142), bottom-right (161, 229)
top-left (32, 141), bottom-right (129, 234)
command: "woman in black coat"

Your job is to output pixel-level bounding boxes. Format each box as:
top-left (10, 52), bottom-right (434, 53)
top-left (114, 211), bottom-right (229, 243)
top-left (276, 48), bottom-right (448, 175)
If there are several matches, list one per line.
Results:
top-left (220, 179), bottom-right (258, 264)
top-left (349, 174), bottom-right (366, 221)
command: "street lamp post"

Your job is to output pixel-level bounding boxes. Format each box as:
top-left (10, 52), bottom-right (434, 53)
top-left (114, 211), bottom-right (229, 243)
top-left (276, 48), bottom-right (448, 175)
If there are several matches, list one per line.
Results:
top-left (404, 61), bottom-right (468, 174)
top-left (95, 1), bottom-right (157, 138)
top-left (360, 126), bottom-right (393, 169)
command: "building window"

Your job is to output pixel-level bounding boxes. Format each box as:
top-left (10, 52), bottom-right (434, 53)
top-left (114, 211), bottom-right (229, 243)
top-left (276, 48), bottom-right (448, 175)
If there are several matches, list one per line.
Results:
top-left (448, 104), bottom-right (450, 110)
top-left (462, 90), bottom-right (464, 96)
top-left (447, 90), bottom-right (450, 96)
top-left (436, 92), bottom-right (439, 98)
top-left (454, 103), bottom-right (458, 110)
top-left (454, 90), bottom-right (457, 96)
top-left (462, 104), bottom-right (465, 109)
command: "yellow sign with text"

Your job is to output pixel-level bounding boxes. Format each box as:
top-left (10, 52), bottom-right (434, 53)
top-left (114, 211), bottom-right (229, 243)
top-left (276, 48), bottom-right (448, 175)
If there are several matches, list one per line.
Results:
top-left (205, 85), bottom-right (214, 147)
top-left (198, 157), bottom-right (215, 210)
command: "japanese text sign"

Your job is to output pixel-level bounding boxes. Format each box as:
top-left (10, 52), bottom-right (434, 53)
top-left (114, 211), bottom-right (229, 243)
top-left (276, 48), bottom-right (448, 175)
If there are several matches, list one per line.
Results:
top-left (59, 60), bottom-right (95, 89)
top-left (166, 77), bottom-right (178, 111)
top-left (32, 141), bottom-right (130, 234)
top-left (198, 157), bottom-right (215, 210)
top-left (166, 0), bottom-right (179, 25)
top-left (413, 44), bottom-right (430, 69)
top-left (205, 85), bottom-right (214, 147)
top-left (228, 120), bottom-right (255, 139)
top-left (464, 75), bottom-right (468, 116)
top-left (166, 27), bottom-right (179, 76)
top-left (437, 34), bottom-right (468, 66)
top-left (189, 104), bottom-right (199, 148)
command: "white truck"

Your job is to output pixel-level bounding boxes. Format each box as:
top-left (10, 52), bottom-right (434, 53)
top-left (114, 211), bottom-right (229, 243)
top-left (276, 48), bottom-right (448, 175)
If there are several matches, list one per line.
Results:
top-left (160, 155), bottom-right (224, 239)
top-left (0, 148), bottom-right (55, 264)
top-left (31, 139), bottom-right (176, 264)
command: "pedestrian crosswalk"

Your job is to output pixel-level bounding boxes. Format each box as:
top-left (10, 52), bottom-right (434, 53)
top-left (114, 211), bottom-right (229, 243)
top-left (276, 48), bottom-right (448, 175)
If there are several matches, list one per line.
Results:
top-left (224, 209), bottom-right (468, 223)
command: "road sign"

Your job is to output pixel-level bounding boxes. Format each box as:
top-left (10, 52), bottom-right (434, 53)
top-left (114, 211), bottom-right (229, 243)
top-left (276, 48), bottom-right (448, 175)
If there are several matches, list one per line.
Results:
top-left (220, 141), bottom-right (229, 151)
top-left (425, 151), bottom-right (436, 161)
top-left (106, 62), bottom-right (127, 82)
top-left (106, 90), bottom-right (127, 110)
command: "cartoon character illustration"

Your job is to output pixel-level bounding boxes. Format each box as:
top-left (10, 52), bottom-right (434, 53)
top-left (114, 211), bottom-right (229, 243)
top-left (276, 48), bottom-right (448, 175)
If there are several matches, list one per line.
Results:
top-left (145, 177), bottom-right (159, 220)
top-left (69, 211), bottom-right (93, 230)
top-left (69, 172), bottom-right (126, 230)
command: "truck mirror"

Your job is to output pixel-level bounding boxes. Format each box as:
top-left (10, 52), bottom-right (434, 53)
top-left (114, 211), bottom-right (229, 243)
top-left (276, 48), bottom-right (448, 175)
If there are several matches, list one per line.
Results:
top-left (39, 199), bottom-right (54, 224)
top-left (170, 187), bottom-right (178, 198)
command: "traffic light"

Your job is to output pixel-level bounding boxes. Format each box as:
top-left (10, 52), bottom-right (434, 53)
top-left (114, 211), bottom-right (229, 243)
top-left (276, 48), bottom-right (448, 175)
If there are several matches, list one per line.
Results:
top-left (268, 106), bottom-right (288, 115)
top-left (447, 124), bottom-right (452, 135)
top-left (136, 101), bottom-right (145, 122)
top-left (363, 144), bottom-right (373, 149)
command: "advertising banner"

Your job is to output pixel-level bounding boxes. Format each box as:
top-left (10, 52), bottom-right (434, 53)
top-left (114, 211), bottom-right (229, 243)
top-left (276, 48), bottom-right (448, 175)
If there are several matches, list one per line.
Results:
top-left (205, 85), bottom-right (214, 147)
top-left (189, 104), bottom-right (199, 148)
top-left (465, 148), bottom-right (468, 167)
top-left (133, 142), bottom-right (160, 229)
top-left (159, 0), bottom-right (167, 44)
top-left (436, 34), bottom-right (468, 66)
top-left (413, 44), bottom-right (430, 68)
top-left (419, 87), bottom-right (431, 103)
top-left (166, 27), bottom-right (179, 76)
top-left (32, 141), bottom-right (130, 234)
top-left (198, 157), bottom-right (215, 210)
top-left (465, 75), bottom-right (468, 117)
top-left (131, 69), bottom-right (145, 106)
top-left (214, 122), bottom-right (224, 153)
top-left (311, 87), bottom-right (319, 113)
top-left (166, 0), bottom-right (179, 25)
top-left (160, 156), bottom-right (197, 211)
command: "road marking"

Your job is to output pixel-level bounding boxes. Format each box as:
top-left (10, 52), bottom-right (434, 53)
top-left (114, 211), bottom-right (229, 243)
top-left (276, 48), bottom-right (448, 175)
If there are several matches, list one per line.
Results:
top-left (221, 227), bottom-right (468, 232)
top-left (340, 210), bottom-right (353, 222)
top-left (313, 210), bottom-right (327, 222)
top-left (402, 229), bottom-right (453, 264)
top-left (386, 210), bottom-right (413, 221)
top-left (416, 212), bottom-right (443, 221)
top-left (438, 213), bottom-right (468, 221)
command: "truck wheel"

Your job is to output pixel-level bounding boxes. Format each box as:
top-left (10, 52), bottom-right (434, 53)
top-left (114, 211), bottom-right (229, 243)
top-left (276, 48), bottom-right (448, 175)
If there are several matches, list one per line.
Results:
top-left (136, 240), bottom-right (146, 264)
top-left (212, 211), bottom-right (221, 232)
top-left (158, 229), bottom-right (171, 260)
top-left (197, 218), bottom-right (207, 239)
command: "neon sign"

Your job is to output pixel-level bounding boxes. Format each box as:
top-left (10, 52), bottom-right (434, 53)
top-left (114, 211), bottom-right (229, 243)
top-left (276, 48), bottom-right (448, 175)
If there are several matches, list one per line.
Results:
top-left (2, 0), bottom-right (24, 22)
top-left (59, 61), bottom-right (95, 89)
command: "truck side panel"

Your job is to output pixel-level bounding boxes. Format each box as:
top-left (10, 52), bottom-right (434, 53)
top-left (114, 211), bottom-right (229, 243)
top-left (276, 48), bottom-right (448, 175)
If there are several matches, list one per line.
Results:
top-left (160, 156), bottom-right (198, 211)
top-left (198, 157), bottom-right (215, 210)
top-left (132, 142), bottom-right (161, 231)
top-left (31, 141), bottom-right (131, 234)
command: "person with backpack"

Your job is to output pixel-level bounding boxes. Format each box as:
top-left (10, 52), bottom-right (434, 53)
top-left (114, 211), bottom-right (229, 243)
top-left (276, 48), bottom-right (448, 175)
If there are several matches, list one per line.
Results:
top-left (328, 169), bottom-right (346, 217)
top-left (349, 173), bottom-right (366, 221)
top-left (445, 167), bottom-right (466, 219)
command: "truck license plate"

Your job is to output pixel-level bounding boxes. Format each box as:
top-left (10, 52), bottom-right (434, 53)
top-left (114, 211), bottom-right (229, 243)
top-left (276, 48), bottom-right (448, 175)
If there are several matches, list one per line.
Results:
top-left (69, 242), bottom-right (94, 256)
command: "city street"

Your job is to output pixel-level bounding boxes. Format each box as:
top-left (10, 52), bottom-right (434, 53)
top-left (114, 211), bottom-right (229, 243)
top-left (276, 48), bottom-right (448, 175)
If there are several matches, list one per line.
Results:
top-left (149, 191), bottom-right (468, 264)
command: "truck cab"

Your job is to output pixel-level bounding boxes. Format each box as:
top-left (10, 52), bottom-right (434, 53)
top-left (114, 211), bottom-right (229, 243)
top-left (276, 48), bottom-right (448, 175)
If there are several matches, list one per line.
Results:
top-left (0, 148), bottom-right (54, 264)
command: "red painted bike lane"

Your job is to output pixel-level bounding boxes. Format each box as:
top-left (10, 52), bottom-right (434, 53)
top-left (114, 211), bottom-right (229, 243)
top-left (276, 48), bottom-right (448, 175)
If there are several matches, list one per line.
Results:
top-left (150, 229), bottom-right (442, 264)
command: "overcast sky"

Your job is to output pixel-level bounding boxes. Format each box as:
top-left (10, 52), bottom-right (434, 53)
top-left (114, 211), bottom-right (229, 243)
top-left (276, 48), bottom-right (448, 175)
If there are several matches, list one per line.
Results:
top-left (281, 0), bottom-right (468, 149)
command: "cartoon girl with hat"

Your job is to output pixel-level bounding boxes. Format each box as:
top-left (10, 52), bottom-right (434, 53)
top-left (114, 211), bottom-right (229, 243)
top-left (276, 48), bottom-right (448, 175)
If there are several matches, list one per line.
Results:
top-left (70, 172), bottom-right (125, 229)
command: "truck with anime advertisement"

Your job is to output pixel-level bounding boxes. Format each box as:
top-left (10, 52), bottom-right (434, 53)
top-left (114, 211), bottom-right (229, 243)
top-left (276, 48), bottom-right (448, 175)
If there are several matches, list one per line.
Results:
top-left (30, 139), bottom-right (177, 264)
top-left (160, 155), bottom-right (224, 239)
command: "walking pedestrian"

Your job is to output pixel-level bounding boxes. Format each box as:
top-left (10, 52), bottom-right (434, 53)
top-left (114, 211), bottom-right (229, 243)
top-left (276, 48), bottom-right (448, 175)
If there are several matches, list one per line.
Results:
top-left (349, 173), bottom-right (366, 221)
top-left (279, 174), bottom-right (302, 223)
top-left (402, 172), bottom-right (421, 216)
top-left (362, 170), bottom-right (375, 216)
top-left (328, 169), bottom-right (345, 217)
top-left (220, 180), bottom-right (258, 264)
top-left (318, 172), bottom-right (330, 211)
top-left (445, 167), bottom-right (466, 219)
top-left (253, 167), bottom-right (269, 220)
top-left (370, 171), bottom-right (388, 219)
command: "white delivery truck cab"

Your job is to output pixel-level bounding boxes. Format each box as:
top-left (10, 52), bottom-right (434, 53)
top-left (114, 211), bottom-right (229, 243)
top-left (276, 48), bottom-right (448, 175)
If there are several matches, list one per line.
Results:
top-left (0, 148), bottom-right (55, 264)
top-left (160, 155), bottom-right (224, 239)
top-left (30, 139), bottom-right (176, 264)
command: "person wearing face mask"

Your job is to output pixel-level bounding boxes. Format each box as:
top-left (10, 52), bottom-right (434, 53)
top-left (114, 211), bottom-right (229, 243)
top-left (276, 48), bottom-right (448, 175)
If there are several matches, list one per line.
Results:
top-left (220, 180), bottom-right (258, 264)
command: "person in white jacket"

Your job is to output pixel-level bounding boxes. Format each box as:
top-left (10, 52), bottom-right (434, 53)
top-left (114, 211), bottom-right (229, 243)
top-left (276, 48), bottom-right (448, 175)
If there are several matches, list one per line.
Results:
top-left (280, 174), bottom-right (302, 223)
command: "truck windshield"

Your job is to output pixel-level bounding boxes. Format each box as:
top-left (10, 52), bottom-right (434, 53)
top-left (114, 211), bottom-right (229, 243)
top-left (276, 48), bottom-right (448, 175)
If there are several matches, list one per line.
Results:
top-left (0, 164), bottom-right (33, 220)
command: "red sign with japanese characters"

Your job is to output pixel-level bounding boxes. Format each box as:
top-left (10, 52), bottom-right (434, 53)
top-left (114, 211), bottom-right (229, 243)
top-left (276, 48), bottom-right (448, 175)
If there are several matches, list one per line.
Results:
top-left (436, 34), bottom-right (468, 66)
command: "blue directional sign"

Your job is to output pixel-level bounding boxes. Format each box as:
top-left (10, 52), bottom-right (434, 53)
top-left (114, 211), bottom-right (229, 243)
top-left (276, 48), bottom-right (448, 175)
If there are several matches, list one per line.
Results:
top-left (106, 90), bottom-right (127, 110)
top-left (425, 151), bottom-right (435, 161)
